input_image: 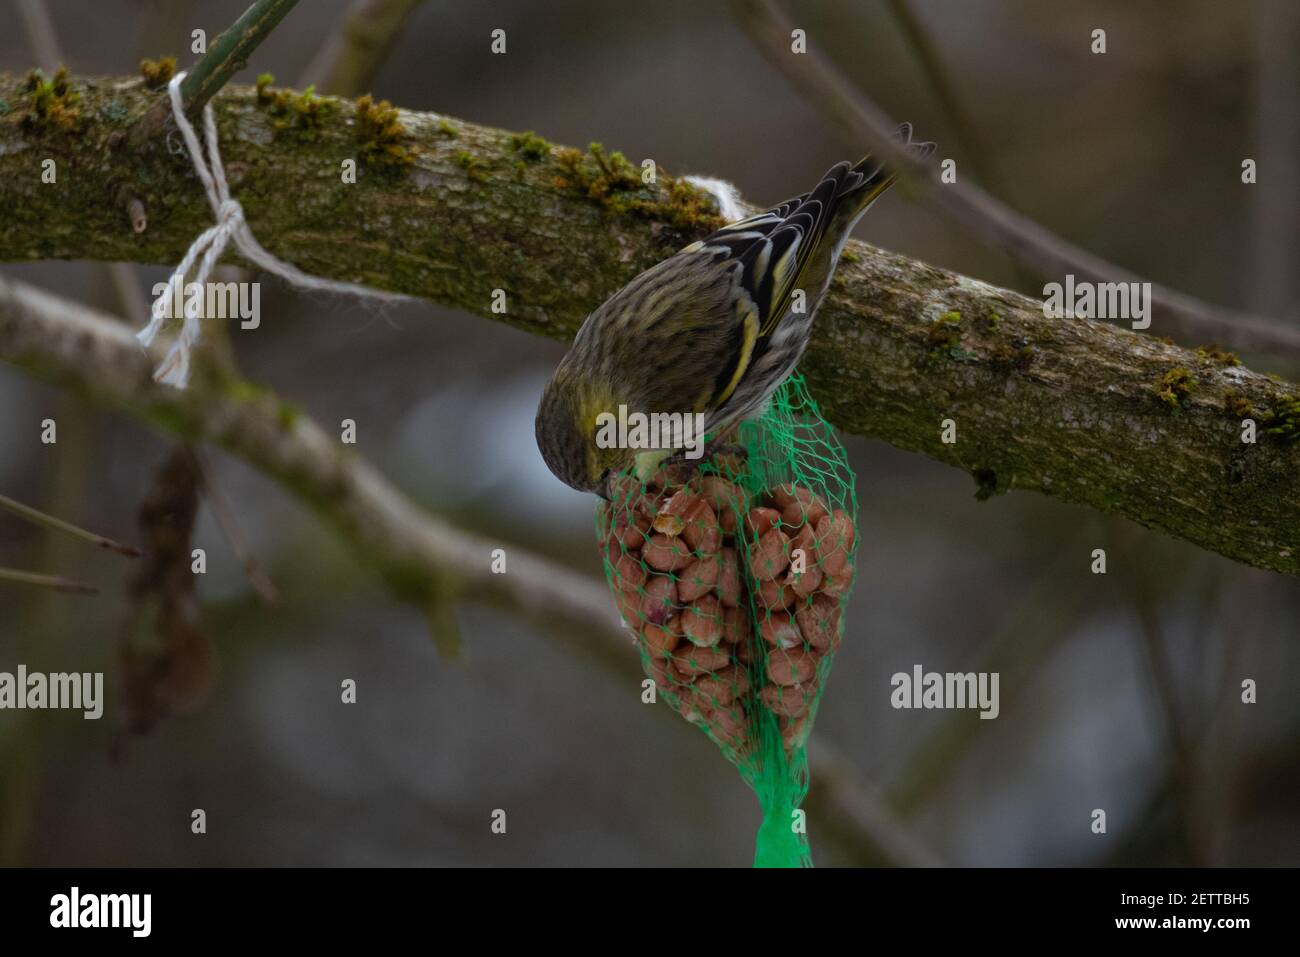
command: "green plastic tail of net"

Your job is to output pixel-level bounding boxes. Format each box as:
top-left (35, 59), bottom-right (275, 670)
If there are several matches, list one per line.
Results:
top-left (596, 373), bottom-right (858, 868)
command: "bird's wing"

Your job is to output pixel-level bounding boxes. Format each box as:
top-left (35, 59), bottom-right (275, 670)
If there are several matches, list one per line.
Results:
top-left (681, 162), bottom-right (866, 408)
top-left (684, 162), bottom-right (862, 338)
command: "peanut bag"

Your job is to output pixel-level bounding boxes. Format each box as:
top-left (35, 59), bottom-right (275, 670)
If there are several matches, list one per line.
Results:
top-left (597, 373), bottom-right (857, 867)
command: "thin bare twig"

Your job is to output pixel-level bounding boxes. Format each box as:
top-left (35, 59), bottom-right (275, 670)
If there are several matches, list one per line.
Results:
top-left (0, 492), bottom-right (140, 558)
top-left (15, 0), bottom-right (61, 72)
top-left (883, 0), bottom-right (1001, 193)
top-left (0, 567), bottom-right (97, 595)
top-left (190, 446), bottom-right (278, 604)
top-left (882, 0), bottom-right (1039, 297)
top-left (808, 740), bottom-right (945, 866)
top-left (1250, 0), bottom-right (1300, 319)
top-left (1125, 569), bottom-right (1203, 863)
top-left (299, 0), bottom-right (426, 97)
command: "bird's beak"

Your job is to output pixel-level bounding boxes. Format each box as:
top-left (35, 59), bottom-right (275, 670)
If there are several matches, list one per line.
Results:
top-left (596, 468), bottom-right (614, 502)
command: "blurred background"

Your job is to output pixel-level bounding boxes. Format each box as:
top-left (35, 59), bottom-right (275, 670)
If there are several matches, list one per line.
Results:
top-left (0, 0), bottom-right (1297, 866)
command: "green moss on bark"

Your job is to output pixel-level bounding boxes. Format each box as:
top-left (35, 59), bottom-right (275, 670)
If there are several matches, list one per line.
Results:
top-left (553, 142), bottom-right (721, 230)
top-left (139, 57), bottom-right (177, 89)
top-left (354, 94), bottom-right (413, 168)
top-left (18, 67), bottom-right (81, 131)
top-left (1154, 367), bottom-right (1196, 409)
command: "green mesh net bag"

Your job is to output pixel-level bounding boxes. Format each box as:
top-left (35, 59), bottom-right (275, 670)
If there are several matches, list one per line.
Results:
top-left (596, 372), bottom-right (857, 867)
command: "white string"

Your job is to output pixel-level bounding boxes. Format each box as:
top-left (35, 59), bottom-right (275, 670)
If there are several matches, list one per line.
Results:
top-left (138, 71), bottom-right (405, 388)
top-left (684, 175), bottom-right (748, 223)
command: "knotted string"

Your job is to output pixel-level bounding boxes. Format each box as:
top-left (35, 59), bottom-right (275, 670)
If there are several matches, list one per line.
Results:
top-left (138, 71), bottom-right (405, 388)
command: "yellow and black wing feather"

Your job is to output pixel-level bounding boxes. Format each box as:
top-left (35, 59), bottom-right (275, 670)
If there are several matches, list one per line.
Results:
top-left (683, 155), bottom-right (891, 408)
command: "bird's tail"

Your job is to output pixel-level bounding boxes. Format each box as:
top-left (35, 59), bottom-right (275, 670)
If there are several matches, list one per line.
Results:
top-left (837, 122), bottom-right (935, 222)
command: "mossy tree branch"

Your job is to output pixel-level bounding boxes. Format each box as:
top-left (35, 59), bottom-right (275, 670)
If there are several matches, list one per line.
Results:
top-left (1, 75), bottom-right (1298, 575)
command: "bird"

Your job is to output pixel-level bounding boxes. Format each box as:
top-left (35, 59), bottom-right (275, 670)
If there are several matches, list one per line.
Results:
top-left (536, 124), bottom-right (934, 497)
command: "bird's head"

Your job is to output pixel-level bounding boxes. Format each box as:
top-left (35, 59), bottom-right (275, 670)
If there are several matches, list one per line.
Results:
top-left (535, 366), bottom-right (629, 498)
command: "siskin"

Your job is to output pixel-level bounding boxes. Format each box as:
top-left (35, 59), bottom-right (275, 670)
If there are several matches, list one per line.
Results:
top-left (536, 124), bottom-right (933, 497)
